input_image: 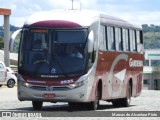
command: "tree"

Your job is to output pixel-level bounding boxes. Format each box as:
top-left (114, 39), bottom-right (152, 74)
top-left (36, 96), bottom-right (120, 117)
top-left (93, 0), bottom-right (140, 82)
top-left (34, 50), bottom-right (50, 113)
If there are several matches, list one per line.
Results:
top-left (142, 24), bottom-right (148, 28)
top-left (0, 36), bottom-right (4, 49)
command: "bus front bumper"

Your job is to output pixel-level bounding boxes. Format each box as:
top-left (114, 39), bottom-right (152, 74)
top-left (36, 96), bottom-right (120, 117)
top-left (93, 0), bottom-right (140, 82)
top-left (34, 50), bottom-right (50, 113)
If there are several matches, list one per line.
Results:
top-left (18, 84), bottom-right (91, 103)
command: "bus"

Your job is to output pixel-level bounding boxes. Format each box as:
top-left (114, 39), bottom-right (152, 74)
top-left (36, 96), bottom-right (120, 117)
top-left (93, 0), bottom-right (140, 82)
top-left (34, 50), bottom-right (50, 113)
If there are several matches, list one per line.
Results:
top-left (12, 10), bottom-right (144, 110)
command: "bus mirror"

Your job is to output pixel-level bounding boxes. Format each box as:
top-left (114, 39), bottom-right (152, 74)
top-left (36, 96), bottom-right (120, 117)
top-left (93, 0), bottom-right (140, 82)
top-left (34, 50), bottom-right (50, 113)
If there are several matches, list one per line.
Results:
top-left (88, 31), bottom-right (94, 53)
top-left (9, 29), bottom-right (22, 51)
top-left (137, 43), bottom-right (144, 54)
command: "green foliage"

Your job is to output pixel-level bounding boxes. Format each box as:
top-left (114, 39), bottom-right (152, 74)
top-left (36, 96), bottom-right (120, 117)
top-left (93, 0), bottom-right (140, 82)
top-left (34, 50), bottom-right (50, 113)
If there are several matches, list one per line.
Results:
top-left (142, 24), bottom-right (160, 33)
top-left (0, 25), bottom-right (19, 52)
top-left (142, 24), bottom-right (160, 49)
top-left (0, 36), bottom-right (4, 49)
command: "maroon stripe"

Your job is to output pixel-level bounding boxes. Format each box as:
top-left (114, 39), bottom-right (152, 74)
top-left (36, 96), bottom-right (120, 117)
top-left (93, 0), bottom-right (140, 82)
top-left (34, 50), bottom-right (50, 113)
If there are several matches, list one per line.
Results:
top-left (23, 75), bottom-right (80, 86)
top-left (30, 20), bottom-right (82, 28)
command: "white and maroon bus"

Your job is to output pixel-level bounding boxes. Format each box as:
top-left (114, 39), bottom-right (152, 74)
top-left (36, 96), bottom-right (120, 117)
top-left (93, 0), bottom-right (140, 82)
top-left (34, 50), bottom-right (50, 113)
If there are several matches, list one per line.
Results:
top-left (13, 10), bottom-right (144, 110)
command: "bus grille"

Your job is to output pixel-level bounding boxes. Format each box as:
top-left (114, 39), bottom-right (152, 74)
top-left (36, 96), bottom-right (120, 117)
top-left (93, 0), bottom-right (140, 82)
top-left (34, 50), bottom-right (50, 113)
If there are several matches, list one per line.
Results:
top-left (30, 85), bottom-right (70, 91)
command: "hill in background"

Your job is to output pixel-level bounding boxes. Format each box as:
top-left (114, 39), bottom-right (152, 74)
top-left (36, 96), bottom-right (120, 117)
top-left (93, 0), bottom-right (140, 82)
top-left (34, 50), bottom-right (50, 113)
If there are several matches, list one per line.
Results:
top-left (142, 24), bottom-right (160, 49)
top-left (0, 25), bottom-right (19, 51)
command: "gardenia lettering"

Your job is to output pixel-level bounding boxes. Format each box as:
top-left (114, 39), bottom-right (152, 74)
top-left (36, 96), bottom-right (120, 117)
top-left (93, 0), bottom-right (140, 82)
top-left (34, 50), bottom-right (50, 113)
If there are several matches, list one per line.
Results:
top-left (129, 58), bottom-right (143, 67)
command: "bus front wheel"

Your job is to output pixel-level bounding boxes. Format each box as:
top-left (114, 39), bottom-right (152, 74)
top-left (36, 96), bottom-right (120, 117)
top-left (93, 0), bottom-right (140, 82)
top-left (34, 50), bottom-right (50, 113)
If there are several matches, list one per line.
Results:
top-left (32, 101), bottom-right (43, 110)
top-left (88, 88), bottom-right (100, 110)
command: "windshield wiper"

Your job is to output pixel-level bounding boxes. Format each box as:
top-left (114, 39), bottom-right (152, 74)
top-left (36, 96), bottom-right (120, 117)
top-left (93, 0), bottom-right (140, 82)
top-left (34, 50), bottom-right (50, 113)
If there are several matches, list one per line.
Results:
top-left (52, 53), bottom-right (69, 77)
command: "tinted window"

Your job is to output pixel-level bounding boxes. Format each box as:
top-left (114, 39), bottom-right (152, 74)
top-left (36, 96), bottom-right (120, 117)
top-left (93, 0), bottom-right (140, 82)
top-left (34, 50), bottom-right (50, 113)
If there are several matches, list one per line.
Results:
top-left (115, 27), bottom-right (122, 51)
top-left (19, 28), bottom-right (88, 76)
top-left (129, 30), bottom-right (136, 51)
top-left (99, 25), bottom-right (106, 50)
top-left (56, 30), bottom-right (87, 43)
top-left (122, 28), bottom-right (129, 51)
top-left (107, 26), bottom-right (115, 50)
top-left (136, 30), bottom-right (140, 43)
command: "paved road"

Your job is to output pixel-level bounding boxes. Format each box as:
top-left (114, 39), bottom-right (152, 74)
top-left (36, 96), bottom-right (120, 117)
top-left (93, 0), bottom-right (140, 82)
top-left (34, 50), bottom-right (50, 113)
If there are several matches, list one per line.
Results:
top-left (0, 86), bottom-right (160, 120)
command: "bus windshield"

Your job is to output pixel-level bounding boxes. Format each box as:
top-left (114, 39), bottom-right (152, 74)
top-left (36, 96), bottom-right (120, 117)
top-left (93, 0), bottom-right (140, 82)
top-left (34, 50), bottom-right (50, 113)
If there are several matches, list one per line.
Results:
top-left (19, 28), bottom-right (88, 76)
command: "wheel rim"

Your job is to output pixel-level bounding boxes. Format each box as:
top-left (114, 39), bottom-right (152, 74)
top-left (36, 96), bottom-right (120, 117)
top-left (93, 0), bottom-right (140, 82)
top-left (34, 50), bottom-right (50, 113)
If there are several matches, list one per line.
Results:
top-left (8, 80), bottom-right (15, 87)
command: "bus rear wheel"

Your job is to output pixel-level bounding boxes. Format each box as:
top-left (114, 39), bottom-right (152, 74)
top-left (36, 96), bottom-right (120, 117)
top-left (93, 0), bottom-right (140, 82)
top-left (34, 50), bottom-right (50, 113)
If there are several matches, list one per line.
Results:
top-left (112, 83), bottom-right (131, 107)
top-left (121, 83), bottom-right (131, 107)
top-left (32, 101), bottom-right (43, 110)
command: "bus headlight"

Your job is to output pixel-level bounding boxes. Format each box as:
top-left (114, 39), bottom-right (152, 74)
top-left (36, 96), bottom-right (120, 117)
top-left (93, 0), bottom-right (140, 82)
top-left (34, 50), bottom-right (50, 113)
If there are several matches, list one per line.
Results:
top-left (68, 81), bottom-right (85, 89)
top-left (24, 82), bottom-right (30, 87)
top-left (19, 80), bottom-right (31, 87)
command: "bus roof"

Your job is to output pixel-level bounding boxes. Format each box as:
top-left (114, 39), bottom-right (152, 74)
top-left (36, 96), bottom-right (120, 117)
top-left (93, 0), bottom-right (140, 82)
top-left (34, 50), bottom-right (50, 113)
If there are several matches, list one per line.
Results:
top-left (24, 10), bottom-right (141, 29)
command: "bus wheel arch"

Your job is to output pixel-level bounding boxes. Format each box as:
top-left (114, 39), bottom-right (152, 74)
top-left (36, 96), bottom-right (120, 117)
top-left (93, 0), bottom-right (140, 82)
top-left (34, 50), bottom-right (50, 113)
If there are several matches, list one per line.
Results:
top-left (129, 78), bottom-right (133, 97)
top-left (97, 79), bottom-right (102, 100)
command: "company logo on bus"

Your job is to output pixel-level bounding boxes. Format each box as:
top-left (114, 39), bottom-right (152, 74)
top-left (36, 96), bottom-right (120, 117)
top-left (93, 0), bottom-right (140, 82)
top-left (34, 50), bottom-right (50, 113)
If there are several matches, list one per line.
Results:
top-left (129, 58), bottom-right (143, 67)
top-left (46, 86), bottom-right (54, 91)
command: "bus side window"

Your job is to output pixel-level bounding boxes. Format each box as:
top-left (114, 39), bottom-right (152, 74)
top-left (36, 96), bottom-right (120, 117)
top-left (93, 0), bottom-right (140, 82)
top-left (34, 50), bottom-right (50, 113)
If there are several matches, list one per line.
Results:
top-left (122, 28), bottom-right (129, 51)
top-left (115, 27), bottom-right (122, 51)
top-left (136, 30), bottom-right (140, 44)
top-left (99, 25), bottom-right (106, 50)
top-left (129, 29), bottom-right (136, 52)
top-left (107, 26), bottom-right (115, 51)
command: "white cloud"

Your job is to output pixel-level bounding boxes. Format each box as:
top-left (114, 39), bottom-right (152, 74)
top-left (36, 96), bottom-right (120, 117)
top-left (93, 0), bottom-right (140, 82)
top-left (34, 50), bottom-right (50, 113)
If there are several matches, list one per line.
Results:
top-left (10, 16), bottom-right (28, 27)
top-left (48, 0), bottom-right (71, 9)
top-left (33, 4), bottom-right (42, 11)
top-left (80, 0), bottom-right (97, 8)
top-left (135, 11), bottom-right (160, 25)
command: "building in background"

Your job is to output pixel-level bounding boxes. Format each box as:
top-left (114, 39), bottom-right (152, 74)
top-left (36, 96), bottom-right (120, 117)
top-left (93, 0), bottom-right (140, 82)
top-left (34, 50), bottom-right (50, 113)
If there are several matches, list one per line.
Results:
top-left (143, 49), bottom-right (160, 90)
top-left (0, 50), bottom-right (17, 65)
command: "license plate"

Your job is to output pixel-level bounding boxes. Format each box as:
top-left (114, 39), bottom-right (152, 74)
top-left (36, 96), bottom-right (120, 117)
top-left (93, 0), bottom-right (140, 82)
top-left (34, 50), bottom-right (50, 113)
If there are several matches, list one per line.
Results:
top-left (43, 93), bottom-right (56, 98)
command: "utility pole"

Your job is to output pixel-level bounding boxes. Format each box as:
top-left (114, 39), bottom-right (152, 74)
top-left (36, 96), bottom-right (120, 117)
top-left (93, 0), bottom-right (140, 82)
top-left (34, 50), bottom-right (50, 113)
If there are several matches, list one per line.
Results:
top-left (0, 8), bottom-right (11, 67)
top-left (71, 0), bottom-right (74, 10)
top-left (70, 0), bottom-right (82, 10)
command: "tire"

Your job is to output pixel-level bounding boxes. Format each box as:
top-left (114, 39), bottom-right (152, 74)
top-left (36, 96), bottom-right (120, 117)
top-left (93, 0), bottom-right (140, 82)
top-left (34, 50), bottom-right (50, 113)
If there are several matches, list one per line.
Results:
top-left (0, 84), bottom-right (2, 87)
top-left (112, 83), bottom-right (131, 107)
top-left (7, 79), bottom-right (15, 88)
top-left (121, 83), bottom-right (132, 107)
top-left (32, 101), bottom-right (43, 110)
top-left (88, 88), bottom-right (100, 110)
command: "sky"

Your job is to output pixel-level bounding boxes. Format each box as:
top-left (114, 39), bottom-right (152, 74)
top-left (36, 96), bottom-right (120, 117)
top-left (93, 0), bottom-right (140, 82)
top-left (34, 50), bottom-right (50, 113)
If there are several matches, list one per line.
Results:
top-left (0, 0), bottom-right (160, 27)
